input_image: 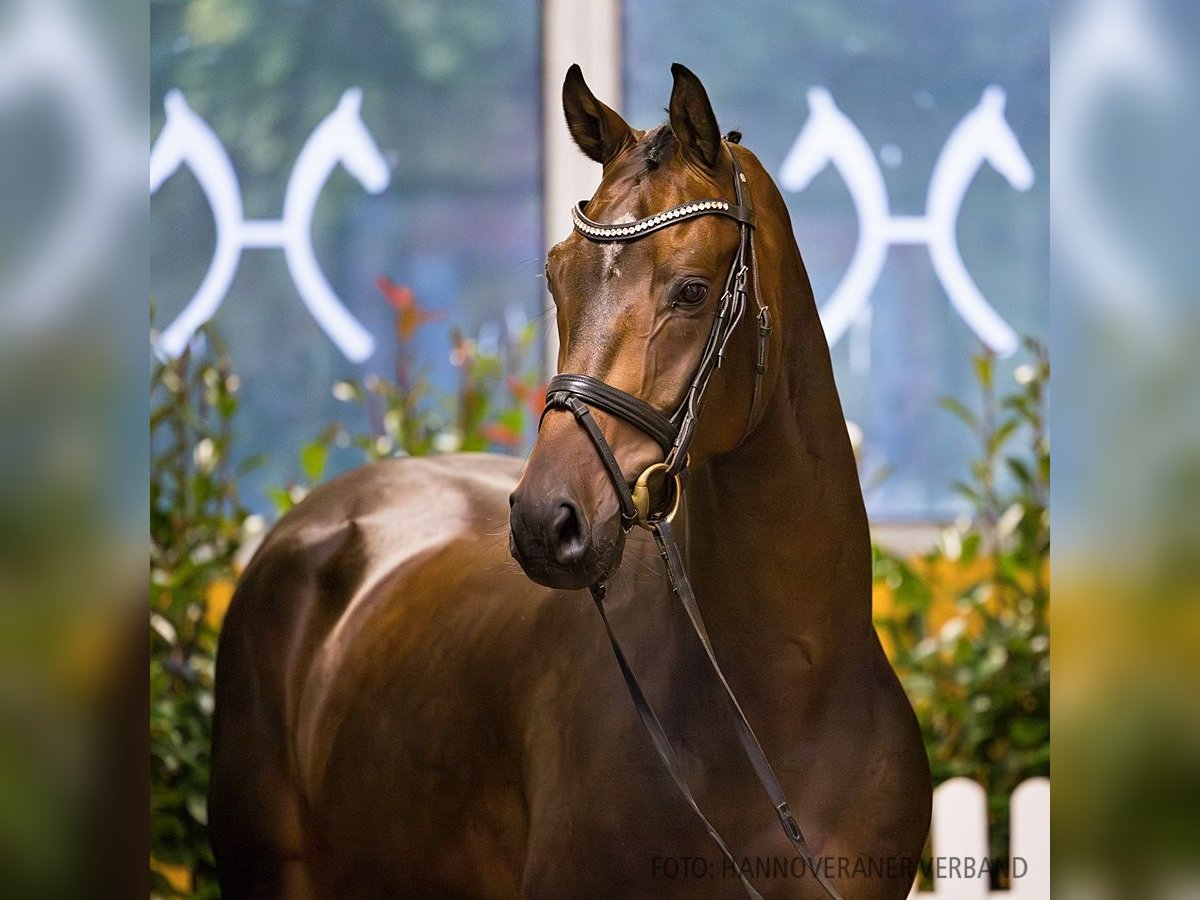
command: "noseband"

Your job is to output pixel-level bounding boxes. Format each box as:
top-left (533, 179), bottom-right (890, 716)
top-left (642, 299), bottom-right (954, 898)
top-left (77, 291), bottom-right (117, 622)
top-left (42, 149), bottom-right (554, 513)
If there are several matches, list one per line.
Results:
top-left (538, 144), bottom-right (843, 900)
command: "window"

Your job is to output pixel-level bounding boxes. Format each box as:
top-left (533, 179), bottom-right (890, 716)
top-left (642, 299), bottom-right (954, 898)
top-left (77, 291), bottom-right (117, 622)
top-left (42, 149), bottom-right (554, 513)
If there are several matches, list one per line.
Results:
top-left (624, 1), bottom-right (1049, 520)
top-left (152, 0), bottom-right (1048, 522)
top-left (151, 0), bottom-right (543, 505)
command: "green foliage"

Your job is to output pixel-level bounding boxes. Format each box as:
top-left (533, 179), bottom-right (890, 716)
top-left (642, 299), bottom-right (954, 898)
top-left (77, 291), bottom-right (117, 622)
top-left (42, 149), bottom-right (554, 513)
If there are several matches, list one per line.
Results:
top-left (150, 329), bottom-right (250, 898)
top-left (874, 338), bottom-right (1050, 881)
top-left (270, 314), bottom-right (543, 516)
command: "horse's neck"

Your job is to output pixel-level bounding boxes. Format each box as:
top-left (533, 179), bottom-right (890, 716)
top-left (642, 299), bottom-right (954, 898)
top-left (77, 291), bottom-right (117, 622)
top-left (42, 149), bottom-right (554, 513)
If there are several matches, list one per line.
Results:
top-left (679, 211), bottom-right (875, 682)
top-left (686, 374), bottom-right (873, 672)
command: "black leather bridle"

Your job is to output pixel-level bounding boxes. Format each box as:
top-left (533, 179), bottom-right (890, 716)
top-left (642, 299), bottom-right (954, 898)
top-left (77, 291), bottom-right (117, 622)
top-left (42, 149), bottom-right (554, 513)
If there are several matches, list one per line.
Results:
top-left (539, 143), bottom-right (843, 900)
top-left (544, 148), bottom-right (769, 533)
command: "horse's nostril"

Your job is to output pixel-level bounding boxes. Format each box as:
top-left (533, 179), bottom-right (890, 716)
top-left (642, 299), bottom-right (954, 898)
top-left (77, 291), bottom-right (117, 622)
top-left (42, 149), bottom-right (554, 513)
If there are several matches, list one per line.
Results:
top-left (509, 492), bottom-right (517, 509)
top-left (552, 501), bottom-right (589, 566)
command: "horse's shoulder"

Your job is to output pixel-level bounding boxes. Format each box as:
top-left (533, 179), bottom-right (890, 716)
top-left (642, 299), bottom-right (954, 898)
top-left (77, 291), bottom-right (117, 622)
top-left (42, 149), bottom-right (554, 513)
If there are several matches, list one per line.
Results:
top-left (262, 450), bottom-right (517, 538)
top-left (231, 453), bottom-right (521, 623)
top-left (302, 452), bottom-right (520, 511)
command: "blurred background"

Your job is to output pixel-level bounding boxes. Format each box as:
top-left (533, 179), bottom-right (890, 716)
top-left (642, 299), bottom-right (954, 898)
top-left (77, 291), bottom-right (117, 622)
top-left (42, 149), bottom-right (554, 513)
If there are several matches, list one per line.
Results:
top-left (0, 0), bottom-right (1196, 897)
top-left (149, 0), bottom-right (1049, 523)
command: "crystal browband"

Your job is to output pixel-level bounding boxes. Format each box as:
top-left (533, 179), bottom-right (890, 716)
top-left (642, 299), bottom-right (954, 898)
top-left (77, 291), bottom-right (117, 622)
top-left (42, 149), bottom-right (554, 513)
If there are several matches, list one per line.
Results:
top-left (571, 198), bottom-right (755, 242)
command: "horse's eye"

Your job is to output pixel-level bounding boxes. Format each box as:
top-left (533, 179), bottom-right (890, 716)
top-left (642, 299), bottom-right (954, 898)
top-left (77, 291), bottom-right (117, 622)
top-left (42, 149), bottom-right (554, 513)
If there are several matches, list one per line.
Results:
top-left (675, 281), bottom-right (708, 307)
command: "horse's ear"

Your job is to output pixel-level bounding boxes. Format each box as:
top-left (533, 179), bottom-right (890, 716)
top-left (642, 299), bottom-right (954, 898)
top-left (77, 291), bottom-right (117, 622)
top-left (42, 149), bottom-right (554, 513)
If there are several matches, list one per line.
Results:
top-left (668, 63), bottom-right (722, 170)
top-left (562, 64), bottom-right (633, 166)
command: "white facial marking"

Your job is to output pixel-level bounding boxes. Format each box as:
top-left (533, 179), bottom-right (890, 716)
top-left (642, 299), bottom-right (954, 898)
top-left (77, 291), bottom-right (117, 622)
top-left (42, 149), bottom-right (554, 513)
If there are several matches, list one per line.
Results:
top-left (601, 212), bottom-right (635, 278)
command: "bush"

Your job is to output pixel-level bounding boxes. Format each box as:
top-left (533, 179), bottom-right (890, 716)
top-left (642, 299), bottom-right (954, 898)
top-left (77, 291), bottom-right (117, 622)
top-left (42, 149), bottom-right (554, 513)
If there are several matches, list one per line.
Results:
top-left (267, 280), bottom-right (544, 513)
top-left (873, 339), bottom-right (1050, 884)
top-left (150, 330), bottom-right (247, 898)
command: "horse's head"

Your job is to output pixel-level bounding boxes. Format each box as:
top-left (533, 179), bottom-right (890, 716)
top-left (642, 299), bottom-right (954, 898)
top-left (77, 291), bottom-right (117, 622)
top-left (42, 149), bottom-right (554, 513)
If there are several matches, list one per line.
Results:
top-left (510, 64), bottom-right (779, 590)
top-left (328, 88), bottom-right (390, 194)
top-left (972, 86), bottom-right (1034, 192)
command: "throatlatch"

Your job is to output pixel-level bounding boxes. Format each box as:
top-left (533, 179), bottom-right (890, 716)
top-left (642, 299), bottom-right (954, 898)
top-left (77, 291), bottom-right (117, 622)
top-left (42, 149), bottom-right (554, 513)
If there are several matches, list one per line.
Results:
top-left (538, 144), bottom-right (842, 900)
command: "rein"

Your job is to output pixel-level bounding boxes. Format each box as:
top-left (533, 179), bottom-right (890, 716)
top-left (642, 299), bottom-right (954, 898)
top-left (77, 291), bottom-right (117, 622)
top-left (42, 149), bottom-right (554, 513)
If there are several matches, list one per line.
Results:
top-left (539, 145), bottom-right (842, 900)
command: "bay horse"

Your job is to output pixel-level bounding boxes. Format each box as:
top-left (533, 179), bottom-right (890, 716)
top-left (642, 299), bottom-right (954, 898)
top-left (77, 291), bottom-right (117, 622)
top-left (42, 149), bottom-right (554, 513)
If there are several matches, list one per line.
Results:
top-left (210, 64), bottom-right (931, 899)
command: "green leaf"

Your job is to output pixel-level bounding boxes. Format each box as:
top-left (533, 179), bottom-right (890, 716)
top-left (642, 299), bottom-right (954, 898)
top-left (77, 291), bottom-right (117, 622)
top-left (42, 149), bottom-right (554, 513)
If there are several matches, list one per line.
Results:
top-left (952, 480), bottom-right (982, 506)
top-left (973, 353), bottom-right (993, 390)
top-left (939, 396), bottom-right (978, 430)
top-left (187, 792), bottom-right (209, 826)
top-left (300, 441), bottom-right (328, 483)
top-left (1007, 457), bottom-right (1033, 487)
top-left (960, 531), bottom-right (982, 565)
top-left (267, 486), bottom-right (293, 515)
top-left (1011, 717), bottom-right (1047, 748)
top-left (987, 419), bottom-right (1019, 456)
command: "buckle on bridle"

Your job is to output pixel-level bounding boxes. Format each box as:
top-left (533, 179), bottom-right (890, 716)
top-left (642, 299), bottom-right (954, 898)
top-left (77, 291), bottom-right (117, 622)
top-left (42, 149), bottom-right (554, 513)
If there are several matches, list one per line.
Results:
top-left (733, 263), bottom-right (749, 295)
top-left (755, 306), bottom-right (772, 376)
top-left (631, 462), bottom-right (683, 527)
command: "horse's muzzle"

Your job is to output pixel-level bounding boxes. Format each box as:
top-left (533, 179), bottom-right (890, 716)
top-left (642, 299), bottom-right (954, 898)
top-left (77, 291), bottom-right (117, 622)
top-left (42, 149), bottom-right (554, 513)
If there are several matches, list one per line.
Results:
top-left (508, 477), bottom-right (624, 591)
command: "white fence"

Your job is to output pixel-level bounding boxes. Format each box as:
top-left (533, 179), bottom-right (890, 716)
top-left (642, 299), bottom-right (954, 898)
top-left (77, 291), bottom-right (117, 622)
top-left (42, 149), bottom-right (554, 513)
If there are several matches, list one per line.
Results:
top-left (910, 777), bottom-right (1050, 899)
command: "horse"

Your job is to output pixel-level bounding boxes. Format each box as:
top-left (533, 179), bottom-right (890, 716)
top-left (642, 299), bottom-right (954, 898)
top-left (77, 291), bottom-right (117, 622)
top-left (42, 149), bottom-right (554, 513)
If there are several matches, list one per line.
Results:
top-left (151, 87), bottom-right (388, 362)
top-left (210, 64), bottom-right (931, 899)
top-left (780, 85), bottom-right (1032, 356)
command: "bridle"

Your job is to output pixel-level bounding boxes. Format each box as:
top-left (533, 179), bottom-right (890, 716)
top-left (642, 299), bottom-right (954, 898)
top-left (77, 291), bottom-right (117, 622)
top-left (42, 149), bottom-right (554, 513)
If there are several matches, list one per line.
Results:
top-left (545, 146), bottom-right (769, 533)
top-left (539, 142), bottom-right (843, 900)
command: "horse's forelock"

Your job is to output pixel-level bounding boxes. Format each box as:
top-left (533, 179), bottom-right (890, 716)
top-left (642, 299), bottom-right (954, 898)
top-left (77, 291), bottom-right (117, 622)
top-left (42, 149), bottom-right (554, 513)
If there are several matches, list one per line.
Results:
top-left (641, 125), bottom-right (676, 172)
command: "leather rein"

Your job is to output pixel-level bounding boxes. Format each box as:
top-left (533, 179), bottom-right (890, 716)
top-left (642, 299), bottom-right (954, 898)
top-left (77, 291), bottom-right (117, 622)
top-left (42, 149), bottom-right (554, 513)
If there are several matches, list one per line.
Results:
top-left (539, 145), bottom-right (843, 900)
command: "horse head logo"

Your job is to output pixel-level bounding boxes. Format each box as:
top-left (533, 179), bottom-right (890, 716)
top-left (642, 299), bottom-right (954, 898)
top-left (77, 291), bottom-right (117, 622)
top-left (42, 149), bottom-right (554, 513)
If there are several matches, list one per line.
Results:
top-left (781, 85), bottom-right (1035, 358)
top-left (0, 0), bottom-right (141, 333)
top-left (962, 86), bottom-right (1034, 193)
top-left (331, 89), bottom-right (390, 191)
top-left (151, 87), bottom-right (391, 362)
top-left (1054, 0), bottom-right (1178, 337)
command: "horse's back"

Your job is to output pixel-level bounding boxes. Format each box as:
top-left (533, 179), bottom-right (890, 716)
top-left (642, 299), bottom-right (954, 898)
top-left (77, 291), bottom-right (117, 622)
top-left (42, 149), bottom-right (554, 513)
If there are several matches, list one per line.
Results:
top-left (211, 453), bottom-right (538, 897)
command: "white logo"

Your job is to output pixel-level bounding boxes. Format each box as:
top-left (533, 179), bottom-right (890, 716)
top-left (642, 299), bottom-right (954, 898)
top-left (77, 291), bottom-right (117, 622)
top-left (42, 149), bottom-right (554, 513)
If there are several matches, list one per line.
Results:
top-left (150, 88), bottom-right (390, 362)
top-left (0, 0), bottom-right (141, 333)
top-left (780, 85), bottom-right (1034, 358)
top-left (1054, 0), bottom-right (1176, 336)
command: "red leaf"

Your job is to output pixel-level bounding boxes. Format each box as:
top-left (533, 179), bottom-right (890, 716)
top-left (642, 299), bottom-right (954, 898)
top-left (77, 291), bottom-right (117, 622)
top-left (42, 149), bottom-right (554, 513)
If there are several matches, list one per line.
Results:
top-left (479, 423), bottom-right (522, 449)
top-left (374, 275), bottom-right (444, 341)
